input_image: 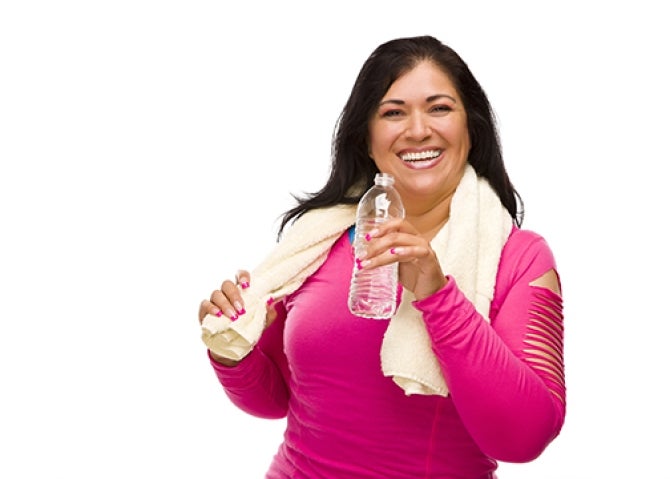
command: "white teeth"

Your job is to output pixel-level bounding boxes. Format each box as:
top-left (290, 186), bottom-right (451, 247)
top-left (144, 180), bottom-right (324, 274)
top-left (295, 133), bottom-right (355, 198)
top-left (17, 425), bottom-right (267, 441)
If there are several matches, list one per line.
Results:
top-left (400, 150), bottom-right (441, 161)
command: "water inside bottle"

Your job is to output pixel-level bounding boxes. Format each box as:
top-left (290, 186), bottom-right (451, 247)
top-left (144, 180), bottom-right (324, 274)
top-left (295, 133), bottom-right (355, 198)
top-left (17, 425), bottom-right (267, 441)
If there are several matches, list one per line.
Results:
top-left (348, 217), bottom-right (398, 319)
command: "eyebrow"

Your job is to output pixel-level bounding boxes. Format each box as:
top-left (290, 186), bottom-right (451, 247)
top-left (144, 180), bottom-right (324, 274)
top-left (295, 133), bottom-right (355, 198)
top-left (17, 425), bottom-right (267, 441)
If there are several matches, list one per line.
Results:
top-left (379, 94), bottom-right (458, 106)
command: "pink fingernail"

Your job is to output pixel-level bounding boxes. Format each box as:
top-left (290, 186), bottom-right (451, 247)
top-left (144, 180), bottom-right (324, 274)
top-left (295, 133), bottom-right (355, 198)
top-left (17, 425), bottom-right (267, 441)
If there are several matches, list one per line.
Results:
top-left (266, 297), bottom-right (275, 306)
top-left (390, 248), bottom-right (396, 254)
top-left (365, 233), bottom-right (371, 241)
top-left (240, 281), bottom-right (250, 289)
top-left (230, 313), bottom-right (238, 321)
top-left (215, 310), bottom-right (223, 317)
top-left (234, 301), bottom-right (245, 314)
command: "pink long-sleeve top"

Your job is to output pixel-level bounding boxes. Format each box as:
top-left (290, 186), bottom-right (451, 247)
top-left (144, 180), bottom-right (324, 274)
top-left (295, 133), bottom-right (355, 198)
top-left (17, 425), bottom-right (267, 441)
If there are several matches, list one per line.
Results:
top-left (210, 226), bottom-right (565, 478)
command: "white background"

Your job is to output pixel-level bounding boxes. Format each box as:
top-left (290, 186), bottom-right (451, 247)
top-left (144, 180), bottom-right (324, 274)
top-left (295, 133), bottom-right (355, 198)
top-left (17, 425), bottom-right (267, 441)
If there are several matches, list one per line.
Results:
top-left (1, 1), bottom-right (668, 477)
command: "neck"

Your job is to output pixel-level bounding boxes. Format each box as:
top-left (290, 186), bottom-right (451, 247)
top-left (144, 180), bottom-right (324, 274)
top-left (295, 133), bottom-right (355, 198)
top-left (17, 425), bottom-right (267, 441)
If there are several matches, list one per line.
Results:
top-left (405, 195), bottom-right (453, 241)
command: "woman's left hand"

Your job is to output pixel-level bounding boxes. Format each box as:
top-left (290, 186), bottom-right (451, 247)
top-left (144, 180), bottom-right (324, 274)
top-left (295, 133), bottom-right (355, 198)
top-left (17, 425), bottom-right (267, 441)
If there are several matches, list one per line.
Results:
top-left (356, 218), bottom-right (447, 301)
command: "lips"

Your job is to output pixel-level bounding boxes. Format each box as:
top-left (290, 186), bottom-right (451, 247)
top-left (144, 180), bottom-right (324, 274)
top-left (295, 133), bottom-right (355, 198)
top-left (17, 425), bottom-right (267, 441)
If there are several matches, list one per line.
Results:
top-left (399, 149), bottom-right (443, 169)
top-left (400, 149), bottom-right (441, 161)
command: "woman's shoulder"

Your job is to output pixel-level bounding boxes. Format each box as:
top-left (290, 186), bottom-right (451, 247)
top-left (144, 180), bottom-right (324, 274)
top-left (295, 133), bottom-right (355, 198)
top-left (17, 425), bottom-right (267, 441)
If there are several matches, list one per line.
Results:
top-left (506, 226), bottom-right (551, 249)
top-left (499, 226), bottom-right (558, 280)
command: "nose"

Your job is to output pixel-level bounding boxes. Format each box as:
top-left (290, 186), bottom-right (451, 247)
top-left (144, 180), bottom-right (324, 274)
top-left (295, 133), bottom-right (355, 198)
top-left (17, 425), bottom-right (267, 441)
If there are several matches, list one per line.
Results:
top-left (405, 113), bottom-right (431, 141)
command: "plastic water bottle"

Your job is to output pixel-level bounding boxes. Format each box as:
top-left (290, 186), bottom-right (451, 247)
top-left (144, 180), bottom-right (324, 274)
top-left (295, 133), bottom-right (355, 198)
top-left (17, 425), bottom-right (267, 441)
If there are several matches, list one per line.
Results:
top-left (348, 173), bottom-right (405, 319)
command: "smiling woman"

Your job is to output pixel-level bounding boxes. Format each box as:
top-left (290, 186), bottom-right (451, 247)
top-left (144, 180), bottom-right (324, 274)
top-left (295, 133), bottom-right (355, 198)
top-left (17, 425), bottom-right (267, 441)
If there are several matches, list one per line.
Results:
top-left (198, 35), bottom-right (564, 478)
top-left (368, 61), bottom-right (472, 228)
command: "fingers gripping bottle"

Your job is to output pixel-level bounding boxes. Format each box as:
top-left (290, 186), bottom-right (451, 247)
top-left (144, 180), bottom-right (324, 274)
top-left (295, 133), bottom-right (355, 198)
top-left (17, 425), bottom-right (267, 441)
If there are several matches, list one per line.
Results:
top-left (348, 173), bottom-right (405, 319)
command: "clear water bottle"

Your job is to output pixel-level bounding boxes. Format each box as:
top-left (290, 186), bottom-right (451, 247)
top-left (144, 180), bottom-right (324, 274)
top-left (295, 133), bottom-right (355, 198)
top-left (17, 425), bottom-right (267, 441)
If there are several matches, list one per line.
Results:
top-left (348, 173), bottom-right (405, 319)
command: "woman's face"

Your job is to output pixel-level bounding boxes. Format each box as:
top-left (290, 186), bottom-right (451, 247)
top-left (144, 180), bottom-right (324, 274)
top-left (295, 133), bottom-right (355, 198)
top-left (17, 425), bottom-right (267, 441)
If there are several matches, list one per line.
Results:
top-left (368, 61), bottom-right (470, 210)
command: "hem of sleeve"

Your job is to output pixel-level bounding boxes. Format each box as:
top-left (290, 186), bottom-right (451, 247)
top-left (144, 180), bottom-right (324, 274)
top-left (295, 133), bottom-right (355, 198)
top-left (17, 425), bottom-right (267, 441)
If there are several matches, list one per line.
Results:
top-left (209, 347), bottom-right (262, 386)
top-left (412, 275), bottom-right (459, 311)
top-left (412, 275), bottom-right (479, 339)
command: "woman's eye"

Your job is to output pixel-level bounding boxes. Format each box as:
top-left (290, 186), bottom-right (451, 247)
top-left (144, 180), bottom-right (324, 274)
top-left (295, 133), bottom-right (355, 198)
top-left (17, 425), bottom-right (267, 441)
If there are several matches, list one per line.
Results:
top-left (381, 109), bottom-right (403, 118)
top-left (431, 105), bottom-right (452, 113)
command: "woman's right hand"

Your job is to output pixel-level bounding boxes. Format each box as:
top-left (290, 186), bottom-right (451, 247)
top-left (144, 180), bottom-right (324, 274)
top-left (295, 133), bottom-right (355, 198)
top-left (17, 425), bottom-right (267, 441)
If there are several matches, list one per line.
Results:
top-left (198, 270), bottom-right (281, 366)
top-left (199, 269), bottom-right (251, 324)
top-left (198, 270), bottom-right (252, 366)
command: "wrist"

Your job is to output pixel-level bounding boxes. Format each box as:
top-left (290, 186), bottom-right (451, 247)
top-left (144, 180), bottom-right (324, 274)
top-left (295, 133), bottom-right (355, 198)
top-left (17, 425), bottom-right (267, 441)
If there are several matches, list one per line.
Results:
top-left (414, 275), bottom-right (449, 301)
top-left (208, 350), bottom-right (240, 367)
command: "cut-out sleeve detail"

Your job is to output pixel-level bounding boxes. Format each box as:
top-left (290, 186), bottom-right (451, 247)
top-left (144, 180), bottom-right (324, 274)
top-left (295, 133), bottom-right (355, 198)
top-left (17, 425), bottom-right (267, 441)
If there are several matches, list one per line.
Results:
top-left (410, 228), bottom-right (566, 462)
top-left (522, 287), bottom-right (565, 404)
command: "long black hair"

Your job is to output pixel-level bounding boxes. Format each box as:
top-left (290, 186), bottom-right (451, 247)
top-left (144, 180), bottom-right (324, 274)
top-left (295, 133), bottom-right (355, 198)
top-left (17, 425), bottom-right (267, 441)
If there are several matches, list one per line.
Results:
top-left (278, 35), bottom-right (523, 236)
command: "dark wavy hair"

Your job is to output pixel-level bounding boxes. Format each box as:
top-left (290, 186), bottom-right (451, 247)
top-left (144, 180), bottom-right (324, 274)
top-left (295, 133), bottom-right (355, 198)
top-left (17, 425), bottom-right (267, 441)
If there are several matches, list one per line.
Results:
top-left (278, 35), bottom-right (523, 236)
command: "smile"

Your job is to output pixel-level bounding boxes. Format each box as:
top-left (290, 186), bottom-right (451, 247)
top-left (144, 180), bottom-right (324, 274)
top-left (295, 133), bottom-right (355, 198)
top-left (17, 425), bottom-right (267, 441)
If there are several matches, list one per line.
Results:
top-left (399, 149), bottom-right (443, 169)
top-left (400, 149), bottom-right (442, 162)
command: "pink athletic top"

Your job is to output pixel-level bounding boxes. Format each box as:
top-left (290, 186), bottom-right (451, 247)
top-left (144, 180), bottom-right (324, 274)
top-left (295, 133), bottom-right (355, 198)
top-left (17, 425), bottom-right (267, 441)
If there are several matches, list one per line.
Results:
top-left (210, 226), bottom-right (565, 478)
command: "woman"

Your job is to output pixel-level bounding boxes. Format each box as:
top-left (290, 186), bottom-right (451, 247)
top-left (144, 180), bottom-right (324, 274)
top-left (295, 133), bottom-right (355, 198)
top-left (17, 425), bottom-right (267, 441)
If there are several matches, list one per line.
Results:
top-left (199, 35), bottom-right (564, 478)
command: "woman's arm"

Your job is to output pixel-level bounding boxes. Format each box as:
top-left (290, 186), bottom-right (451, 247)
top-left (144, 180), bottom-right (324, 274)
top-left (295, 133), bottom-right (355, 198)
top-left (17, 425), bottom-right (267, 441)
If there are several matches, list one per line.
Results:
top-left (209, 301), bottom-right (291, 419)
top-left (416, 230), bottom-right (565, 462)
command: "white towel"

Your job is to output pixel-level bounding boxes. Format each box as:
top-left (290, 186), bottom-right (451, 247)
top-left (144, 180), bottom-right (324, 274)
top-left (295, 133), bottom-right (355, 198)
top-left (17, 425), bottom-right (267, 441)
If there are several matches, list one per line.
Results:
top-left (201, 164), bottom-right (512, 396)
top-left (201, 203), bottom-right (356, 361)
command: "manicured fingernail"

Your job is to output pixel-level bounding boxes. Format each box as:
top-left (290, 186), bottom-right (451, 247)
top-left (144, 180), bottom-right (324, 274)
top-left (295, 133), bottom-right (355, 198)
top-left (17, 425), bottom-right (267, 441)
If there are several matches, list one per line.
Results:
top-left (215, 310), bottom-right (223, 317)
top-left (266, 297), bottom-right (275, 306)
top-left (390, 247), bottom-right (396, 254)
top-left (234, 301), bottom-right (245, 314)
top-left (230, 313), bottom-right (238, 321)
top-left (356, 258), bottom-right (370, 269)
top-left (365, 233), bottom-right (371, 241)
top-left (240, 281), bottom-right (250, 289)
